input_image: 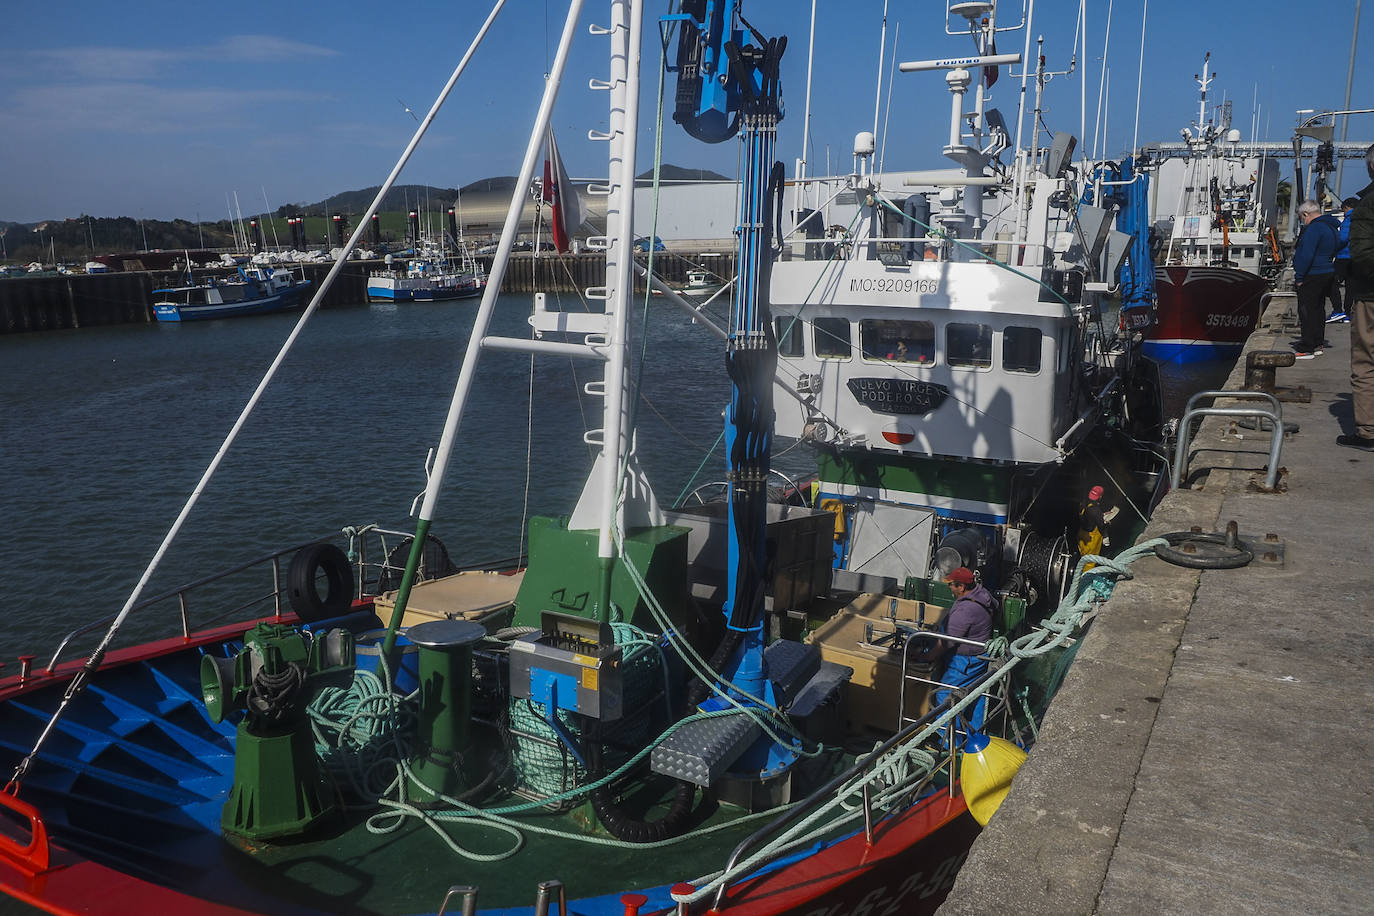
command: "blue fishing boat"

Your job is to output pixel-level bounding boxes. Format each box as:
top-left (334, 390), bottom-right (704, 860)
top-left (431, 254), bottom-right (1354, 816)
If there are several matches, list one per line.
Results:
top-left (0, 3), bottom-right (1168, 914)
top-left (367, 246), bottom-right (485, 302)
top-left (152, 266), bottom-right (311, 322)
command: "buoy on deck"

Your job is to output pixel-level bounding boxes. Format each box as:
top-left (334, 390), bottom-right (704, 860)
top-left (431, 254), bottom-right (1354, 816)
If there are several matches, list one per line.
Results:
top-left (960, 733), bottom-right (1028, 826)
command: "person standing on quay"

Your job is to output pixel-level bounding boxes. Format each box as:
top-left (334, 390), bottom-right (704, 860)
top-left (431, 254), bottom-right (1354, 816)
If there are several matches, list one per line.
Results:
top-left (1340, 144), bottom-right (1374, 451)
top-left (1329, 197), bottom-right (1357, 323)
top-left (1292, 200), bottom-right (1340, 359)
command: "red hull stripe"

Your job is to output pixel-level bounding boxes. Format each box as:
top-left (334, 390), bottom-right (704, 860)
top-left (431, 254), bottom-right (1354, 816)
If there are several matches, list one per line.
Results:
top-left (0, 602), bottom-right (375, 703)
top-left (708, 791), bottom-right (978, 915)
top-left (0, 853), bottom-right (259, 916)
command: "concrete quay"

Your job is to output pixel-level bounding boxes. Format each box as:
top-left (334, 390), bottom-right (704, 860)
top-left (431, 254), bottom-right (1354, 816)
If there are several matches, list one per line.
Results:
top-left (942, 296), bottom-right (1374, 915)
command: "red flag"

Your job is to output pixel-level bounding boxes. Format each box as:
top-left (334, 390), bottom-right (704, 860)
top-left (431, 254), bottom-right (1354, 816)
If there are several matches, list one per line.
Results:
top-left (542, 128), bottom-right (584, 253)
top-left (983, 35), bottom-right (999, 88)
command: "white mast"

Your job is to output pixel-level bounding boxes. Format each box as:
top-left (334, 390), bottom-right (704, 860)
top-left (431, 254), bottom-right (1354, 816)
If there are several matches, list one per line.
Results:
top-left (798, 0), bottom-right (817, 203)
top-left (1131, 0), bottom-right (1147, 155)
top-left (872, 0), bottom-right (889, 140)
top-left (568, 0), bottom-right (660, 548)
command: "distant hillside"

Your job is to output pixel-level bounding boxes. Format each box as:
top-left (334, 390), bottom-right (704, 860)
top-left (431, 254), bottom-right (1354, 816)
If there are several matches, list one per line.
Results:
top-left (0, 166), bottom-right (729, 262)
top-left (637, 165), bottom-right (729, 181)
top-left (285, 184), bottom-right (460, 218)
top-left (2, 216), bottom-right (237, 265)
top-left (299, 167), bottom-right (724, 215)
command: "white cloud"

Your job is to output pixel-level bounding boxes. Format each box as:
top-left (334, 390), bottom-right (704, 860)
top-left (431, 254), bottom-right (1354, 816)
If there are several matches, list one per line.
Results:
top-left (0, 82), bottom-right (329, 134)
top-left (6, 35), bottom-right (338, 81)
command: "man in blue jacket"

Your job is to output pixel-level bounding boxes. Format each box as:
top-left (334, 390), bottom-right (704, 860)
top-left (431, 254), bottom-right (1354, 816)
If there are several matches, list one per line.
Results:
top-left (933, 566), bottom-right (997, 732)
top-left (1292, 200), bottom-right (1341, 358)
top-left (1329, 197), bottom-right (1357, 323)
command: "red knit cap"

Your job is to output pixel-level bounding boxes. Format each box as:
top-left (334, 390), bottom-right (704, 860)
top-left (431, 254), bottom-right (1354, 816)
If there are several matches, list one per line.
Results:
top-left (946, 567), bottom-right (975, 586)
top-left (1088, 485), bottom-right (1104, 501)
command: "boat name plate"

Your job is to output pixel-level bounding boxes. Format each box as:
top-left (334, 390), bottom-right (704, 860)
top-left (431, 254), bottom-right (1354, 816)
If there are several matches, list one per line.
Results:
top-left (847, 378), bottom-right (950, 414)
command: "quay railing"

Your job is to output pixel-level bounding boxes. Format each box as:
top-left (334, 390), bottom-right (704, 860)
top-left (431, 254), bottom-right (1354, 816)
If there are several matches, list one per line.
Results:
top-left (1171, 390), bottom-right (1285, 491)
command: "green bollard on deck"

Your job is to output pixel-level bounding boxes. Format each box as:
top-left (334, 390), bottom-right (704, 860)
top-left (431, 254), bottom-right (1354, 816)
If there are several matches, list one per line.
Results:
top-left (406, 619), bottom-right (486, 801)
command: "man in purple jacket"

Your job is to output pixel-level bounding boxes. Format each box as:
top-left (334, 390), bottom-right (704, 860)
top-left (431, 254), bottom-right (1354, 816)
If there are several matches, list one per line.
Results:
top-left (932, 566), bottom-right (997, 732)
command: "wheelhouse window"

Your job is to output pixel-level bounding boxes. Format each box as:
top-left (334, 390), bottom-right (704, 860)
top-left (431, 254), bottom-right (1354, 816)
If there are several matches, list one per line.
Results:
top-left (813, 317), bottom-right (852, 359)
top-left (947, 323), bottom-right (992, 368)
top-left (860, 318), bottom-right (935, 364)
top-left (776, 317), bottom-right (805, 358)
top-left (1002, 326), bottom-right (1042, 374)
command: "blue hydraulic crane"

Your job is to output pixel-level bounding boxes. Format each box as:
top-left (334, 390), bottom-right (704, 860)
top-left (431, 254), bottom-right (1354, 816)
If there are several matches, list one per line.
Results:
top-left (666, 2), bottom-right (787, 705)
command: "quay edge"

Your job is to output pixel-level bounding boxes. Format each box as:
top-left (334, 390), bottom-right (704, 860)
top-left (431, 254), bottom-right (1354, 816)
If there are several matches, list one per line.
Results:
top-left (939, 294), bottom-right (1374, 915)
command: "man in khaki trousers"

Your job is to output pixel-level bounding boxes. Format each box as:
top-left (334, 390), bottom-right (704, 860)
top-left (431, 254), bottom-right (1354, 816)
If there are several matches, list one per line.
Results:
top-left (1340, 144), bottom-right (1374, 451)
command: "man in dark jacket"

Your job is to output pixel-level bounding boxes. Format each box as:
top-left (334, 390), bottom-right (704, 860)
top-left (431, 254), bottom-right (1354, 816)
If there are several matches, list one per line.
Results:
top-left (1292, 200), bottom-right (1341, 358)
top-left (1329, 197), bottom-right (1357, 323)
top-left (933, 567), bottom-right (997, 732)
top-left (1339, 144), bottom-right (1374, 451)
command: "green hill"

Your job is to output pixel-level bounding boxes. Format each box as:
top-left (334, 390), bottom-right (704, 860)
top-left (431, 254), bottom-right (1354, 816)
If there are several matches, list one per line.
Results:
top-left (1, 165), bottom-right (729, 264)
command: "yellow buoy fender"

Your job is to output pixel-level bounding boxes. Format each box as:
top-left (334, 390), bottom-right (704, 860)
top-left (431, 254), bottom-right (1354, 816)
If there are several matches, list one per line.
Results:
top-left (959, 734), bottom-right (1028, 826)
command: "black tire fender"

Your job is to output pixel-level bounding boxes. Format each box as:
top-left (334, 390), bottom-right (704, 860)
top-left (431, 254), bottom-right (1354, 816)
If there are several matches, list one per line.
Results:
top-left (288, 543), bottom-right (355, 622)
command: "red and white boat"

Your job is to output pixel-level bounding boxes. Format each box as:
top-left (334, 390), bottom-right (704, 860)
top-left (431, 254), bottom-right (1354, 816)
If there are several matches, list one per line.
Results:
top-left (1142, 53), bottom-right (1282, 364)
top-left (1150, 264), bottom-right (1271, 362)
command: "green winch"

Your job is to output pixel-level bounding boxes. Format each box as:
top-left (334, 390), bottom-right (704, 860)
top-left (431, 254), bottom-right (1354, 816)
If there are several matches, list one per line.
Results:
top-left (201, 623), bottom-right (355, 840)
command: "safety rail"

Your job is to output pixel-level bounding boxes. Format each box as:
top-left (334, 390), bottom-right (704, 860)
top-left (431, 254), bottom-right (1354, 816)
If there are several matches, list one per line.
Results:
top-left (37, 526), bottom-right (523, 675)
top-left (40, 539), bottom-right (320, 675)
top-left (1171, 390), bottom-right (1285, 491)
top-left (710, 701), bottom-right (955, 911)
top-left (344, 522), bottom-right (524, 596)
top-left (890, 626), bottom-right (993, 730)
top-left (784, 233), bottom-right (1053, 266)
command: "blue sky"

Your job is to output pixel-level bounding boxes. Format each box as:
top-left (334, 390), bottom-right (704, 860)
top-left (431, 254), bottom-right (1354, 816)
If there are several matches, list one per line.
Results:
top-left (1, 1), bottom-right (1369, 224)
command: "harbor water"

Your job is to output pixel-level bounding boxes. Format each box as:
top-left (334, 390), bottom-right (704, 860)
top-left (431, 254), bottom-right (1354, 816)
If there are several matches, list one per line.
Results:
top-left (0, 294), bottom-right (738, 659)
top-left (0, 295), bottom-right (1226, 663)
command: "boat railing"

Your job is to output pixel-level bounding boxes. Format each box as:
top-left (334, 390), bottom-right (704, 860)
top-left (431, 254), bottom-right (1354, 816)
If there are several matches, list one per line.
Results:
top-left (41, 538), bottom-right (328, 675)
top-left (40, 526), bottom-right (523, 676)
top-left (785, 234), bottom-right (1051, 268)
top-left (709, 697), bottom-right (960, 911)
top-left (344, 522), bottom-right (524, 598)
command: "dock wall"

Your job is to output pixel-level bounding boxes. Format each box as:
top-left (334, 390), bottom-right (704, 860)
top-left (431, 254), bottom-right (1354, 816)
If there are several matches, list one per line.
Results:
top-left (939, 294), bottom-right (1373, 915)
top-left (0, 252), bottom-right (731, 335)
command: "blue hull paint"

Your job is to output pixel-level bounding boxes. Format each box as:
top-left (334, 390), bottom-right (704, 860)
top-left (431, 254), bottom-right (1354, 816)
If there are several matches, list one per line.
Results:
top-left (1141, 340), bottom-right (1242, 365)
top-left (153, 285), bottom-right (310, 322)
top-left (366, 285), bottom-right (413, 302)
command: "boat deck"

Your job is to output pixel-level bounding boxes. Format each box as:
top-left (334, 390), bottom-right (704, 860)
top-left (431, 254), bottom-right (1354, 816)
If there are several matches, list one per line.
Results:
top-left (941, 296), bottom-right (1374, 914)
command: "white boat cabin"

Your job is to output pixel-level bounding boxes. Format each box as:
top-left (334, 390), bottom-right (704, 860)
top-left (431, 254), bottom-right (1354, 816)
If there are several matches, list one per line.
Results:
top-left (771, 163), bottom-right (1106, 469)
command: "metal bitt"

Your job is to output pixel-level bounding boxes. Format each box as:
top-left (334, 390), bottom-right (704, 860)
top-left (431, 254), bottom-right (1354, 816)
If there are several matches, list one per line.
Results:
top-left (671, 883), bottom-right (695, 916)
top-left (407, 619), bottom-right (486, 801)
top-left (1243, 350), bottom-right (1311, 403)
top-left (534, 880), bottom-right (567, 916)
top-left (436, 886), bottom-right (479, 916)
top-left (619, 892), bottom-right (649, 916)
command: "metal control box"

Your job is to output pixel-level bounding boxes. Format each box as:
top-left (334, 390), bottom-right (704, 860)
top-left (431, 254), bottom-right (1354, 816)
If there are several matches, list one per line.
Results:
top-left (508, 611), bottom-right (624, 721)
